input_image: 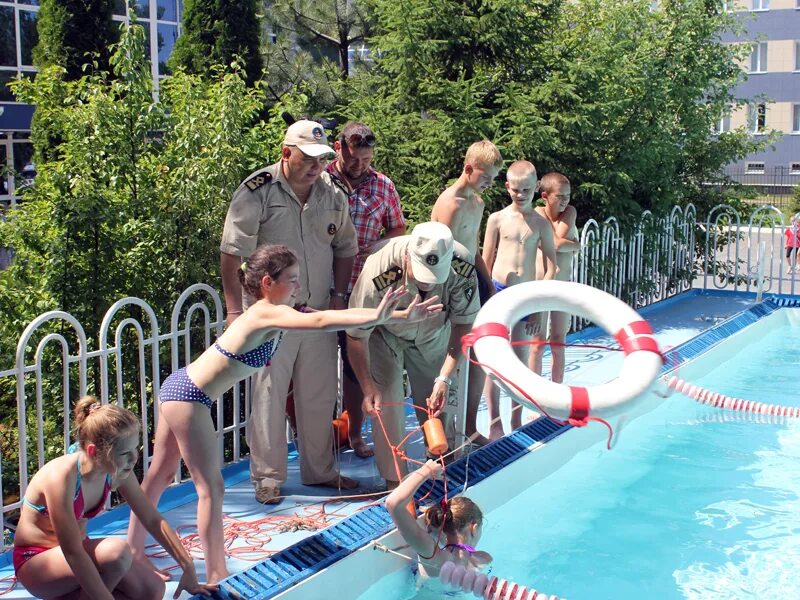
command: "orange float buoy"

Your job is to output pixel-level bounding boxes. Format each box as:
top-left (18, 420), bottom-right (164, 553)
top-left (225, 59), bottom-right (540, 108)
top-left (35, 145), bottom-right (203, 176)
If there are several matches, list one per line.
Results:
top-left (332, 410), bottom-right (350, 447)
top-left (423, 417), bottom-right (448, 455)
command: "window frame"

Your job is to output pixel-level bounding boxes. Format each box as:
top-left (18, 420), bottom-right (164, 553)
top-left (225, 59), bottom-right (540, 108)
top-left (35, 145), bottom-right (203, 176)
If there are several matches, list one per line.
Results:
top-left (792, 103), bottom-right (800, 134)
top-left (751, 0), bottom-right (769, 11)
top-left (745, 162), bottom-right (766, 175)
top-left (749, 41), bottom-right (768, 74)
top-left (748, 102), bottom-right (768, 134)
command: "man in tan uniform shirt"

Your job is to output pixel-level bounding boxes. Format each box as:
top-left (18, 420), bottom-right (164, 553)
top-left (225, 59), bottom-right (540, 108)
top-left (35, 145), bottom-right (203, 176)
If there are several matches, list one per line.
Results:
top-left (220, 120), bottom-right (359, 503)
top-left (346, 222), bottom-right (480, 487)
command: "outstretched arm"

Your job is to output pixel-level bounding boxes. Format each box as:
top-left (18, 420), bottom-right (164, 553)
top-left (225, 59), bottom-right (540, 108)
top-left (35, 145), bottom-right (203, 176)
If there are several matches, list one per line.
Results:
top-left (119, 477), bottom-right (217, 597)
top-left (251, 287), bottom-right (441, 332)
top-left (386, 461), bottom-right (443, 558)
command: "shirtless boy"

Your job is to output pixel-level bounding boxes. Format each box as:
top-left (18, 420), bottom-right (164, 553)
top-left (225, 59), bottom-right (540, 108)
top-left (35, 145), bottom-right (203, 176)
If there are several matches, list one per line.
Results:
top-left (529, 172), bottom-right (580, 385)
top-left (481, 161), bottom-right (557, 438)
top-left (432, 140), bottom-right (503, 447)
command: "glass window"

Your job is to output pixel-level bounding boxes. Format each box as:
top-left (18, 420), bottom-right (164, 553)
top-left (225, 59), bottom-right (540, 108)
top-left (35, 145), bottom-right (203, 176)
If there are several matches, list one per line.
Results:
top-left (133, 0), bottom-right (150, 19)
top-left (790, 162), bottom-right (800, 175)
top-left (0, 71), bottom-right (16, 102)
top-left (157, 23), bottom-right (178, 75)
top-left (749, 42), bottom-right (768, 73)
top-left (746, 162), bottom-right (765, 174)
top-left (793, 104), bottom-right (800, 133)
top-left (19, 9), bottom-right (38, 67)
top-left (795, 42), bottom-right (799, 71)
top-left (0, 143), bottom-right (8, 197)
top-left (752, 0), bottom-right (769, 9)
top-left (0, 7), bottom-right (16, 68)
top-left (748, 103), bottom-right (767, 133)
top-left (717, 113), bottom-right (731, 133)
top-left (12, 141), bottom-right (35, 188)
top-left (157, 0), bottom-right (177, 21)
top-left (114, 0), bottom-right (127, 16)
top-left (18, 0), bottom-right (39, 5)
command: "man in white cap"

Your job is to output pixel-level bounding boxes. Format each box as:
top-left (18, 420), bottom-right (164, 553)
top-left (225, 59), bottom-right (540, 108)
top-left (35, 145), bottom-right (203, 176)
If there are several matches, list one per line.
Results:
top-left (220, 119), bottom-right (359, 503)
top-left (346, 221), bottom-right (480, 488)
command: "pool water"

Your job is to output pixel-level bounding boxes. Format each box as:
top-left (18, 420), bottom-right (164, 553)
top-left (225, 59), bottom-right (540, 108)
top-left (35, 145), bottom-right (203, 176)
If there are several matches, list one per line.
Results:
top-left (362, 312), bottom-right (800, 599)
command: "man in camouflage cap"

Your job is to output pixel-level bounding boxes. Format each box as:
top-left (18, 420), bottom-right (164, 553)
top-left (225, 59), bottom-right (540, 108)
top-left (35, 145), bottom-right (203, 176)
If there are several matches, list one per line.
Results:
top-left (346, 222), bottom-right (480, 487)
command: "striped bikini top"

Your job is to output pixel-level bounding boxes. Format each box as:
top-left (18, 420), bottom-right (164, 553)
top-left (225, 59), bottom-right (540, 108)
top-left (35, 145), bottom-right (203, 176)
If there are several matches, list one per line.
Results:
top-left (22, 457), bottom-right (112, 520)
top-left (213, 332), bottom-right (284, 368)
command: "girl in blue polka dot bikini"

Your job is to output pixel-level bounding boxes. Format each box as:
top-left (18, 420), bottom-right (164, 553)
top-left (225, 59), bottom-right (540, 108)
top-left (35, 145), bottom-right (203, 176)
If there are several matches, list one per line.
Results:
top-left (128, 244), bottom-right (442, 583)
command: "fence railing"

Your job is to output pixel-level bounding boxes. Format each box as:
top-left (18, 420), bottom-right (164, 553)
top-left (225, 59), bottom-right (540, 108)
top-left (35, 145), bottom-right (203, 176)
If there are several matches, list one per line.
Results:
top-left (0, 284), bottom-right (251, 551)
top-left (2, 202), bottom-right (800, 551)
top-left (707, 166), bottom-right (800, 208)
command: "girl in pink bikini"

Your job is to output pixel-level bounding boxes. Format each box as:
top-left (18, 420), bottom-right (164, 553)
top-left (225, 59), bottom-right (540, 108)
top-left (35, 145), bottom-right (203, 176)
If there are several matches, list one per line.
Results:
top-left (12, 396), bottom-right (216, 599)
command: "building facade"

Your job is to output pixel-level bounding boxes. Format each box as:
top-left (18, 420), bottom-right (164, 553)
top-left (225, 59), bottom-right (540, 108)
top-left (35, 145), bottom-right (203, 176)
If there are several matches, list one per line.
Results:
top-left (723, 0), bottom-right (800, 185)
top-left (0, 0), bottom-right (182, 209)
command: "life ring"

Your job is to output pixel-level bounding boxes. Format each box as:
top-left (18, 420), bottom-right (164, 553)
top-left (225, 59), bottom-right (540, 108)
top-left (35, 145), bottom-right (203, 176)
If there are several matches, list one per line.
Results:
top-left (469, 281), bottom-right (663, 422)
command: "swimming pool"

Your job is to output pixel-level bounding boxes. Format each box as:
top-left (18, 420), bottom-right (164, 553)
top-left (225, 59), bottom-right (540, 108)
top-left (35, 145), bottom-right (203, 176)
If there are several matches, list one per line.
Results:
top-left (353, 307), bottom-right (800, 599)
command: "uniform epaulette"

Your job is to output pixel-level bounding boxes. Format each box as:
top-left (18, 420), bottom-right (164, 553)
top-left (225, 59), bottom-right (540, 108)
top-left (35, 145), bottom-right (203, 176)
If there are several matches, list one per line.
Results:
top-left (372, 266), bottom-right (403, 291)
top-left (244, 171), bottom-right (273, 191)
top-left (451, 256), bottom-right (475, 278)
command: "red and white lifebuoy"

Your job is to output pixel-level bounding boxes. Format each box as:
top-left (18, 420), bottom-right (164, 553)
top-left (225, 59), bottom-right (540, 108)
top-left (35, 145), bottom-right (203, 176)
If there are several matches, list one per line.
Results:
top-left (469, 281), bottom-right (663, 422)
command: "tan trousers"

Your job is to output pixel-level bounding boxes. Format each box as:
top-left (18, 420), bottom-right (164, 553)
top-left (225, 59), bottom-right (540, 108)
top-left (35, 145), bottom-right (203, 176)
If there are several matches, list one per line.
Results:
top-left (368, 328), bottom-right (456, 482)
top-left (247, 329), bottom-right (339, 489)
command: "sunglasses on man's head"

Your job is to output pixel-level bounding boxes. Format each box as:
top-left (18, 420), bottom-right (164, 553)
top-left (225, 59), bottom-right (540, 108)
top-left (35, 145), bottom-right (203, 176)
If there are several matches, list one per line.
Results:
top-left (341, 133), bottom-right (376, 148)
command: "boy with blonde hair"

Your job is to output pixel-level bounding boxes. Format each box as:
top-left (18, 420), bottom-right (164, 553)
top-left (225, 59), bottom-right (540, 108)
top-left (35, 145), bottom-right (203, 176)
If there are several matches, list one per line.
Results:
top-left (431, 139), bottom-right (503, 447)
top-left (529, 172), bottom-right (580, 385)
top-left (482, 160), bottom-right (558, 438)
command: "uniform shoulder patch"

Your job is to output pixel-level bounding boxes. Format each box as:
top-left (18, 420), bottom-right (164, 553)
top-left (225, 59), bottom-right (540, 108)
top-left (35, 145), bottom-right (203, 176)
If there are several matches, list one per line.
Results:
top-left (244, 171), bottom-right (273, 192)
top-left (451, 256), bottom-right (475, 278)
top-left (372, 265), bottom-right (403, 291)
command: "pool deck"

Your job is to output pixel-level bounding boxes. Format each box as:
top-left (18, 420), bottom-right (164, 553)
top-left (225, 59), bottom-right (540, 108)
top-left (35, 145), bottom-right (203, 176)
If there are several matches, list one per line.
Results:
top-left (0, 288), bottom-right (780, 598)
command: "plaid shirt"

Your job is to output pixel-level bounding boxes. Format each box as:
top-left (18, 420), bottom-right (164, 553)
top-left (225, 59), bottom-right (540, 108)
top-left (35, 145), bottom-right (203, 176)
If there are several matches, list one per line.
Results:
top-left (327, 164), bottom-right (406, 290)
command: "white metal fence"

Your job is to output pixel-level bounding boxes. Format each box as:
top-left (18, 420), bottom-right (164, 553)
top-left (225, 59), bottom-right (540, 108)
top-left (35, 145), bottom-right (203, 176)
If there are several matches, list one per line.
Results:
top-left (2, 202), bottom-right (799, 550)
top-left (0, 284), bottom-right (252, 551)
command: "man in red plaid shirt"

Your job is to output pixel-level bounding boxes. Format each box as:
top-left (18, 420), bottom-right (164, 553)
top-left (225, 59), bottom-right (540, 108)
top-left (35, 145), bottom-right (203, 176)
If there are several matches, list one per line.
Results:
top-left (327, 121), bottom-right (406, 458)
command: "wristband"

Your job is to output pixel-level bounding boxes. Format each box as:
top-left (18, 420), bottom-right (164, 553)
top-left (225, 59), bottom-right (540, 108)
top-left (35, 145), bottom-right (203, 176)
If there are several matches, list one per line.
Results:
top-left (330, 289), bottom-right (349, 300)
top-left (434, 375), bottom-right (453, 387)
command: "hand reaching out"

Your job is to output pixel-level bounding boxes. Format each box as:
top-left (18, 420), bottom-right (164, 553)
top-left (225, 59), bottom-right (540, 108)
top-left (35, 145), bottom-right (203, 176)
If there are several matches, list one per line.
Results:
top-left (403, 294), bottom-right (443, 323)
top-left (173, 569), bottom-right (218, 598)
top-left (374, 286), bottom-right (408, 323)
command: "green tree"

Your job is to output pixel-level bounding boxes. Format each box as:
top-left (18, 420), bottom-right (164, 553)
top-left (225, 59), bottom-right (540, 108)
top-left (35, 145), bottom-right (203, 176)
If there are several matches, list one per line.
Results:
top-left (261, 0), bottom-right (374, 112)
top-left (337, 0), bottom-right (768, 227)
top-left (33, 0), bottom-right (118, 80)
top-left (169, 0), bottom-right (264, 86)
top-left (0, 21), bottom-right (289, 491)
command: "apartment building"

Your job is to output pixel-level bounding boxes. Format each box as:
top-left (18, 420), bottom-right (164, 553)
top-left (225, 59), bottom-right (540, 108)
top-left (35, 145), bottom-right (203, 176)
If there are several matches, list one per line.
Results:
top-left (0, 0), bottom-right (182, 208)
top-left (722, 0), bottom-right (800, 183)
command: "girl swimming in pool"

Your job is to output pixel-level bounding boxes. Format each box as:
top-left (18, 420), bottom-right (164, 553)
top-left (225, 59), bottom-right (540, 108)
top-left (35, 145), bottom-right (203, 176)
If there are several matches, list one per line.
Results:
top-left (128, 243), bottom-right (443, 583)
top-left (12, 396), bottom-right (216, 599)
top-left (386, 460), bottom-right (492, 581)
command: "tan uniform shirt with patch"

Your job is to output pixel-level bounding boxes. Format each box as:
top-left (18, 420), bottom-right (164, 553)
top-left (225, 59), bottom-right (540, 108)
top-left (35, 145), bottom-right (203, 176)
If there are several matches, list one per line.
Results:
top-left (347, 236), bottom-right (479, 358)
top-left (220, 161), bottom-right (358, 309)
